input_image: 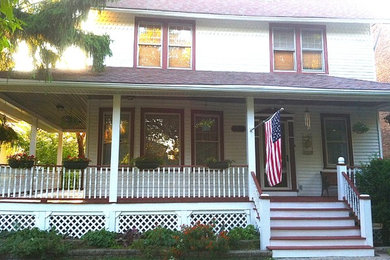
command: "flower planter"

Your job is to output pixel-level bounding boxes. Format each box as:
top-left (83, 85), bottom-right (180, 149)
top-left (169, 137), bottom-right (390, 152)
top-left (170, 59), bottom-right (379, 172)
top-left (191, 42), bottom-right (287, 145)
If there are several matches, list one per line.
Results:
top-left (8, 159), bottom-right (34, 169)
top-left (63, 161), bottom-right (89, 170)
top-left (135, 161), bottom-right (161, 170)
top-left (207, 161), bottom-right (230, 170)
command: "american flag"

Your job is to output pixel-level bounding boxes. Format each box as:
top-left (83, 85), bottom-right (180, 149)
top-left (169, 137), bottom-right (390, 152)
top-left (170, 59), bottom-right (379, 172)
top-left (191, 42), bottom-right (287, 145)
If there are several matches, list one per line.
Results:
top-left (264, 111), bottom-right (282, 186)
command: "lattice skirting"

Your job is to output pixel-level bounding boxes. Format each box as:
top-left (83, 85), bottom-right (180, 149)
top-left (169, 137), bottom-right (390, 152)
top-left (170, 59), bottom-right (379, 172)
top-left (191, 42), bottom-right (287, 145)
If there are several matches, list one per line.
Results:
top-left (118, 213), bottom-right (178, 233)
top-left (0, 213), bottom-right (36, 231)
top-left (49, 214), bottom-right (106, 238)
top-left (190, 212), bottom-right (248, 232)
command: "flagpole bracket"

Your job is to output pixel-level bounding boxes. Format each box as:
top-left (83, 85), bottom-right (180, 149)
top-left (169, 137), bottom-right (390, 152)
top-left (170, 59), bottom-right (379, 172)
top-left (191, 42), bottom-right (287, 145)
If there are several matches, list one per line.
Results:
top-left (250, 108), bottom-right (284, 132)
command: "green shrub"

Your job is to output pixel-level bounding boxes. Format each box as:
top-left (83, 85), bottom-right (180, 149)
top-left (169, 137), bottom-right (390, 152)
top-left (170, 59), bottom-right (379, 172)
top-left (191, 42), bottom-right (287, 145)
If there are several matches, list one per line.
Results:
top-left (0, 228), bottom-right (67, 259)
top-left (132, 227), bottom-right (179, 259)
top-left (177, 222), bottom-right (230, 258)
top-left (81, 229), bottom-right (118, 248)
top-left (228, 225), bottom-right (259, 249)
top-left (357, 157), bottom-right (390, 245)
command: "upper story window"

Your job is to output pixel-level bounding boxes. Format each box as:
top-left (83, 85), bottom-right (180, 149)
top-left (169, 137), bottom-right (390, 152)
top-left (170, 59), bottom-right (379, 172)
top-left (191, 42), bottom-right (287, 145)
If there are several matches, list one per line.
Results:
top-left (271, 25), bottom-right (328, 73)
top-left (136, 19), bottom-right (195, 70)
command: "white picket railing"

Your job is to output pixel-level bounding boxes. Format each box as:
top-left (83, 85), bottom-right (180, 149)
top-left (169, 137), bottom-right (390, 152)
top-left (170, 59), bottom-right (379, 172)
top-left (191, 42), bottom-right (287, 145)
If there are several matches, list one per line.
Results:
top-left (0, 165), bottom-right (110, 199)
top-left (343, 167), bottom-right (360, 220)
top-left (0, 165), bottom-right (248, 200)
top-left (118, 166), bottom-right (248, 199)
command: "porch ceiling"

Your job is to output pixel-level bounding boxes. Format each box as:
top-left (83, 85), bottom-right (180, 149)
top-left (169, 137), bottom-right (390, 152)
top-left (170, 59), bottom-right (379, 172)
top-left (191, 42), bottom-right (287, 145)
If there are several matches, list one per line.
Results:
top-left (0, 92), bottom-right (87, 132)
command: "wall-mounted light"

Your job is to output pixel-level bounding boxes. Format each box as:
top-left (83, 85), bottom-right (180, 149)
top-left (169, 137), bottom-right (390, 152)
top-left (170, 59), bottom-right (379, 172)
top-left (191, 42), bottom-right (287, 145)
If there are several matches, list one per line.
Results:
top-left (304, 108), bottom-right (311, 130)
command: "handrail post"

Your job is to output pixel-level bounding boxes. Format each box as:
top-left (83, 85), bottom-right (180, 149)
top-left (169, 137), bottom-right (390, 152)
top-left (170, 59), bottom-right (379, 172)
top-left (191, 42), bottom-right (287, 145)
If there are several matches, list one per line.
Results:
top-left (259, 194), bottom-right (270, 250)
top-left (337, 157), bottom-right (347, 201)
top-left (359, 194), bottom-right (373, 246)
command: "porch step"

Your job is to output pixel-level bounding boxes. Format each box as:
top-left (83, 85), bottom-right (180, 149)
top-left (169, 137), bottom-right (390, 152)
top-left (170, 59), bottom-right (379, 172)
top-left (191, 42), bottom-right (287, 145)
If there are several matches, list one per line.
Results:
top-left (271, 207), bottom-right (351, 218)
top-left (271, 216), bottom-right (356, 227)
top-left (270, 236), bottom-right (366, 246)
top-left (268, 246), bottom-right (374, 258)
top-left (271, 226), bottom-right (361, 237)
top-left (268, 198), bottom-right (373, 257)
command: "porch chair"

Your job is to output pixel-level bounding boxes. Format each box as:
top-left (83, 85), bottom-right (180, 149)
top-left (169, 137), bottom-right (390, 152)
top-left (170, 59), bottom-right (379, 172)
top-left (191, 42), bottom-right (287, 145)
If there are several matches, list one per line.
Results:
top-left (320, 171), bottom-right (337, 196)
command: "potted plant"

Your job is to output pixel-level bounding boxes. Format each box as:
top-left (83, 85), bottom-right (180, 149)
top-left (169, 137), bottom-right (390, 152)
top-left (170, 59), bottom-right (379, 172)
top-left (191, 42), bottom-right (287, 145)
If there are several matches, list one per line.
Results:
top-left (63, 155), bottom-right (90, 170)
top-left (7, 153), bottom-right (35, 168)
top-left (195, 118), bottom-right (215, 131)
top-left (205, 157), bottom-right (233, 170)
top-left (352, 121), bottom-right (369, 134)
top-left (0, 116), bottom-right (18, 145)
top-left (134, 156), bottom-right (163, 170)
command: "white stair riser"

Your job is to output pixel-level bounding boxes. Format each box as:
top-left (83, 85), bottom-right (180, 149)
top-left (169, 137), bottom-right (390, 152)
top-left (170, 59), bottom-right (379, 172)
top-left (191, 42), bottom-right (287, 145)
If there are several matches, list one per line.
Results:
top-left (270, 239), bottom-right (367, 247)
top-left (271, 229), bottom-right (361, 237)
top-left (271, 202), bottom-right (347, 208)
top-left (271, 210), bottom-right (350, 218)
top-left (271, 219), bottom-right (355, 227)
top-left (272, 249), bottom-right (374, 258)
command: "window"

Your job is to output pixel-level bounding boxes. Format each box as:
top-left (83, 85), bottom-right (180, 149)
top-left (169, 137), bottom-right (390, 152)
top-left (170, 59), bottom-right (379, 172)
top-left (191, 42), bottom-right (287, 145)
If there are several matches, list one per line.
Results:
top-left (141, 109), bottom-right (184, 165)
top-left (136, 19), bottom-right (194, 69)
top-left (271, 25), bottom-right (327, 73)
top-left (99, 108), bottom-right (134, 166)
top-left (321, 114), bottom-right (353, 168)
top-left (192, 111), bottom-right (224, 165)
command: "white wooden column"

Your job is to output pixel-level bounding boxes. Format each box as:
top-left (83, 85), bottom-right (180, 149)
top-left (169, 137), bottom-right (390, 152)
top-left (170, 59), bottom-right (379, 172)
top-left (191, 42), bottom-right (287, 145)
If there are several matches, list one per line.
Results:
top-left (109, 94), bottom-right (121, 203)
top-left (56, 132), bottom-right (63, 165)
top-left (29, 118), bottom-right (38, 156)
top-left (246, 97), bottom-right (256, 197)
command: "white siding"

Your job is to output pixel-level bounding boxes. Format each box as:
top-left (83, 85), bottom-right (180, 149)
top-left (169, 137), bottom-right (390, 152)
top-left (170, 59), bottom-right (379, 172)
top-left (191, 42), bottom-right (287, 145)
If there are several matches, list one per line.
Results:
top-left (196, 20), bottom-right (270, 72)
top-left (84, 11), bottom-right (135, 67)
top-left (87, 98), bottom-right (248, 166)
top-left (81, 11), bottom-right (378, 79)
top-left (269, 105), bottom-right (380, 196)
top-left (327, 23), bottom-right (376, 81)
top-left (87, 99), bottom-right (380, 196)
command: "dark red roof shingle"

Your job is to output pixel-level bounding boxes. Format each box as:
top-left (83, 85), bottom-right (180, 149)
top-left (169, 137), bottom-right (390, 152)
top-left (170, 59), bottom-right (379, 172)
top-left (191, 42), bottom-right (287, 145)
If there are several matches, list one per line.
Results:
top-left (106, 0), bottom-right (389, 20)
top-left (2, 67), bottom-right (390, 92)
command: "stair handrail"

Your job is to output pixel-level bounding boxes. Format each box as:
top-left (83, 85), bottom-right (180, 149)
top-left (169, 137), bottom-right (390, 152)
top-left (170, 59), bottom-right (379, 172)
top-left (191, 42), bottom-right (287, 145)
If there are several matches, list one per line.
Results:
top-left (251, 171), bottom-right (263, 195)
top-left (337, 157), bottom-right (373, 246)
top-left (342, 171), bottom-right (361, 220)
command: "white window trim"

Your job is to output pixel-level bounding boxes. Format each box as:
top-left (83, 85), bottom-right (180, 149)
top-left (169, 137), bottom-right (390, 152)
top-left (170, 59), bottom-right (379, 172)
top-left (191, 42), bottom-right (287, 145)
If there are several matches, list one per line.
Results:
top-left (137, 21), bottom-right (163, 68)
top-left (167, 23), bottom-right (193, 70)
top-left (300, 28), bottom-right (325, 73)
top-left (272, 27), bottom-right (297, 72)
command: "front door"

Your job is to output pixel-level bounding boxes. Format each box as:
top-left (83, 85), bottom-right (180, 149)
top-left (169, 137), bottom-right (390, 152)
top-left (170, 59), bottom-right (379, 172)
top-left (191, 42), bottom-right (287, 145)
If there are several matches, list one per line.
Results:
top-left (255, 119), bottom-right (296, 190)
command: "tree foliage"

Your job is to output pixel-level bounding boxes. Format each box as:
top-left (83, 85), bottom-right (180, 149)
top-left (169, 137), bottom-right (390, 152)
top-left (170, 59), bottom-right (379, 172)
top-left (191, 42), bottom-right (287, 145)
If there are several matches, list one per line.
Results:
top-left (15, 122), bottom-right (79, 165)
top-left (1, 0), bottom-right (112, 72)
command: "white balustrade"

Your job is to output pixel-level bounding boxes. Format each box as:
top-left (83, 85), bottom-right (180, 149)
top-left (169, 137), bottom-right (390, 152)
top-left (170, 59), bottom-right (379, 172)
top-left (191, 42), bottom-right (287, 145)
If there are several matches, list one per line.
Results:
top-left (0, 165), bottom-right (248, 200)
top-left (118, 166), bottom-right (248, 199)
top-left (0, 165), bottom-right (110, 200)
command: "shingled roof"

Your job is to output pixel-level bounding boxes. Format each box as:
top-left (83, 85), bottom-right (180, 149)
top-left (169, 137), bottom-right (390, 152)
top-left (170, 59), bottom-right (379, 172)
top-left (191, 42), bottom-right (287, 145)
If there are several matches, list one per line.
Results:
top-left (106, 0), bottom-right (389, 21)
top-left (2, 67), bottom-right (390, 92)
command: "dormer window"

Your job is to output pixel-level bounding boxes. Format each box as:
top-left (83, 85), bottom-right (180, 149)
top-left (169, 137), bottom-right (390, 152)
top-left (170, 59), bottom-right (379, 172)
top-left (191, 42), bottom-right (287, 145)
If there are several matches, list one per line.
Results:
top-left (135, 19), bottom-right (195, 69)
top-left (271, 25), bottom-right (328, 73)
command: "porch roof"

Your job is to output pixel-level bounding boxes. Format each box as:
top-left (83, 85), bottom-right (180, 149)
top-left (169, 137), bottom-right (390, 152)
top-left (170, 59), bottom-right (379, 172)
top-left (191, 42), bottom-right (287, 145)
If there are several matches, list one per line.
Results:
top-left (106, 0), bottom-right (390, 22)
top-left (1, 67), bottom-right (390, 92)
top-left (1, 68), bottom-right (389, 132)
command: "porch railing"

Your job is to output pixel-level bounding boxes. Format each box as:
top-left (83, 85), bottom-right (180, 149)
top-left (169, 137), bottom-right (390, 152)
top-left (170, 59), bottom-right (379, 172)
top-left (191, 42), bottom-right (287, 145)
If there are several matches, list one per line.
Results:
top-left (0, 165), bottom-right (248, 200)
top-left (0, 165), bottom-right (110, 199)
top-left (337, 158), bottom-right (373, 246)
top-left (118, 166), bottom-right (248, 199)
top-left (342, 169), bottom-right (361, 220)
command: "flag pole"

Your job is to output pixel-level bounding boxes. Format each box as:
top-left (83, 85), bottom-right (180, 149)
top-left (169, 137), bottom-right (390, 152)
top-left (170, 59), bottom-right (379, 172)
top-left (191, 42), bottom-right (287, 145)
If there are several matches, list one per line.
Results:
top-left (250, 107), bottom-right (284, 132)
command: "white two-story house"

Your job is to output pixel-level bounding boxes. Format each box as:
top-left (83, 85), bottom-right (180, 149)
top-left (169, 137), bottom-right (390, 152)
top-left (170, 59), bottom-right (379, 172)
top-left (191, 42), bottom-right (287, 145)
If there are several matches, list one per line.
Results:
top-left (0, 0), bottom-right (389, 257)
